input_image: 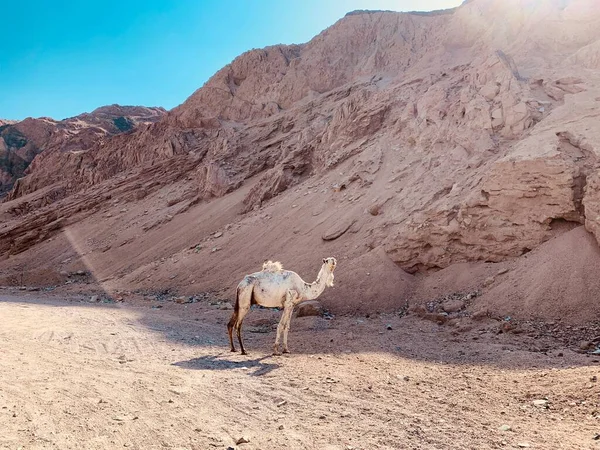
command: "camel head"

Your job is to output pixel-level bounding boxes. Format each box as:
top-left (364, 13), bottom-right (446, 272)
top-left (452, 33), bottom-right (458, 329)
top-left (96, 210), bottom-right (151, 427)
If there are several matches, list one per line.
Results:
top-left (322, 257), bottom-right (337, 287)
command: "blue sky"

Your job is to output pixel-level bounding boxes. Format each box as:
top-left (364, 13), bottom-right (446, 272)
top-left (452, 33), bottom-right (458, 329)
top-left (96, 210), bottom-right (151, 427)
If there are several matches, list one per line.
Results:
top-left (0, 0), bottom-right (463, 121)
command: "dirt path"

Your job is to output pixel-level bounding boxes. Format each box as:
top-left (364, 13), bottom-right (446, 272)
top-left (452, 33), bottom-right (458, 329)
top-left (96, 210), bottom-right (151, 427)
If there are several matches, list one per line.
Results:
top-left (1, 294), bottom-right (599, 450)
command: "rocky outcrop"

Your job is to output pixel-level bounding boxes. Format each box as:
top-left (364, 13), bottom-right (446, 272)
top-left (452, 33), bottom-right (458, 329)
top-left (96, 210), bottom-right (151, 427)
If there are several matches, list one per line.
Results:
top-left (0, 105), bottom-right (165, 195)
top-left (0, 155), bottom-right (195, 257)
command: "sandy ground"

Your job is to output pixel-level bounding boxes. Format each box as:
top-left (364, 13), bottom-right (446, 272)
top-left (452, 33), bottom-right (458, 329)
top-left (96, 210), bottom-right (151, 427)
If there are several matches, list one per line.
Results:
top-left (1, 293), bottom-right (600, 450)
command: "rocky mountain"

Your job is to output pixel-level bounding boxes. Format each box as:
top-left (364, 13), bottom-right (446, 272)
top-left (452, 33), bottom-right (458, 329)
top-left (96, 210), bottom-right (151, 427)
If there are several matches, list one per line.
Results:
top-left (0, 105), bottom-right (165, 195)
top-left (3, 0), bottom-right (600, 321)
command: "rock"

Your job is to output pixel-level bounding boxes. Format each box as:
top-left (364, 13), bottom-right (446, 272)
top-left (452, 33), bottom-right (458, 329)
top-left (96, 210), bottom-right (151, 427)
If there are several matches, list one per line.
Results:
top-left (498, 424), bottom-right (512, 432)
top-left (76, 270), bottom-right (85, 276)
top-left (368, 205), bottom-right (381, 216)
top-left (480, 83), bottom-right (500, 100)
top-left (517, 443), bottom-right (530, 448)
top-left (235, 437), bottom-right (249, 445)
top-left (276, 400), bottom-right (287, 407)
top-left (211, 247), bottom-right (221, 253)
top-left (89, 295), bottom-right (99, 303)
top-left (322, 218), bottom-right (356, 241)
top-left (533, 399), bottom-right (549, 408)
top-left (220, 302), bottom-right (233, 310)
top-left (213, 231), bottom-right (223, 238)
top-left (442, 299), bottom-right (465, 313)
top-left (471, 309), bottom-right (489, 321)
top-left (278, 425), bottom-right (284, 430)
top-left (483, 276), bottom-right (495, 287)
top-left (296, 300), bottom-right (324, 317)
top-left (386, 324), bottom-right (392, 330)
top-left (579, 341), bottom-right (594, 351)
top-left (497, 268), bottom-right (509, 275)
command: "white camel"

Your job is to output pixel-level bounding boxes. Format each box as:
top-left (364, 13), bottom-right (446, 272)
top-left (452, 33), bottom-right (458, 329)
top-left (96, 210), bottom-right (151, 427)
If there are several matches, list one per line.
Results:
top-left (228, 257), bottom-right (337, 355)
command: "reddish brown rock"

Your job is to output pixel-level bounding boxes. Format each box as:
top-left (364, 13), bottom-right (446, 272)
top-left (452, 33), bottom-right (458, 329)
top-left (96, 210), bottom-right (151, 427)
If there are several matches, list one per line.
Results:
top-left (296, 301), bottom-right (324, 318)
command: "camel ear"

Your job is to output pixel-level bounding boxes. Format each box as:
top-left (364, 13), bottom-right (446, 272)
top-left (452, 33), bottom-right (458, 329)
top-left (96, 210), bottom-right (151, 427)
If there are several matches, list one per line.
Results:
top-left (323, 258), bottom-right (327, 263)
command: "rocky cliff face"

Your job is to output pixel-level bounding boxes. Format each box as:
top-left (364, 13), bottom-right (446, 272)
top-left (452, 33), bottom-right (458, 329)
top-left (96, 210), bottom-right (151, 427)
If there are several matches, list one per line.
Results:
top-left (0, 105), bottom-right (165, 196)
top-left (3, 0), bottom-right (600, 311)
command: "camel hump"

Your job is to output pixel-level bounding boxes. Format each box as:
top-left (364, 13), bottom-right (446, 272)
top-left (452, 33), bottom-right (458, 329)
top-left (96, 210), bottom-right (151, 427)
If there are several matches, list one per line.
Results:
top-left (262, 260), bottom-right (283, 272)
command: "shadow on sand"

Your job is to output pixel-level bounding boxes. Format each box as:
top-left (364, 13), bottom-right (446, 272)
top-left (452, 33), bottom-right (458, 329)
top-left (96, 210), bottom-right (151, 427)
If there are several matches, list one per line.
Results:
top-left (173, 354), bottom-right (279, 376)
top-left (4, 292), bottom-right (600, 373)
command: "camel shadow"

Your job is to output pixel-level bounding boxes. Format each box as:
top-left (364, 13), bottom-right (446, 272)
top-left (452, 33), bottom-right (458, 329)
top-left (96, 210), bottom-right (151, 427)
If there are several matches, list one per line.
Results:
top-left (173, 354), bottom-right (279, 377)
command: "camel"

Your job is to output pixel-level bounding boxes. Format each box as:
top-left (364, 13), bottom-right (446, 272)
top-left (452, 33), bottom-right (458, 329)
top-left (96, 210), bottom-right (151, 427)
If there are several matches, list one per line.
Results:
top-left (228, 257), bottom-right (337, 355)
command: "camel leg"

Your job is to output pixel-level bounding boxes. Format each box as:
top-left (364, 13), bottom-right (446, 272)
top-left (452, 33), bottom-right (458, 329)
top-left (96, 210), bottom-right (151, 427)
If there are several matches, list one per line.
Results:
top-left (273, 312), bottom-right (285, 356)
top-left (273, 291), bottom-right (295, 356)
top-left (227, 310), bottom-right (238, 352)
top-left (235, 302), bottom-right (251, 355)
top-left (282, 292), bottom-right (297, 354)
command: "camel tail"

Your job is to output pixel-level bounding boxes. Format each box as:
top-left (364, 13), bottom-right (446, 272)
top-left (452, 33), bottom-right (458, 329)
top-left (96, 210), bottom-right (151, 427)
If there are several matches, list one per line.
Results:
top-left (234, 285), bottom-right (241, 312)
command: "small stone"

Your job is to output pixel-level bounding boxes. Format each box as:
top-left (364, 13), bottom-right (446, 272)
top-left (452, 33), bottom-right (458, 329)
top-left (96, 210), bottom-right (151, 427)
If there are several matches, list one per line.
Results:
top-left (517, 443), bottom-right (530, 448)
top-left (533, 399), bottom-right (549, 408)
top-left (235, 437), bottom-right (249, 445)
top-left (403, 376), bottom-right (410, 382)
top-left (580, 341), bottom-right (594, 351)
top-left (213, 231), bottom-right (223, 238)
top-left (278, 425), bottom-right (284, 430)
top-left (368, 205), bottom-right (380, 216)
top-left (497, 268), bottom-right (509, 275)
top-left (220, 302), bottom-right (233, 310)
top-left (498, 424), bottom-right (512, 432)
top-left (211, 247), bottom-right (221, 253)
top-left (276, 400), bottom-right (287, 407)
top-left (484, 276), bottom-right (495, 287)
top-left (76, 270), bottom-right (85, 276)
top-left (296, 300), bottom-right (324, 317)
top-left (442, 299), bottom-right (465, 313)
top-left (89, 295), bottom-right (99, 303)
top-left (386, 324), bottom-right (393, 330)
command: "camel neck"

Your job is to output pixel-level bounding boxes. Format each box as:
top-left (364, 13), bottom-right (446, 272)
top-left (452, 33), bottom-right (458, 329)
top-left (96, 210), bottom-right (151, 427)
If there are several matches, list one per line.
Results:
top-left (304, 265), bottom-right (329, 300)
